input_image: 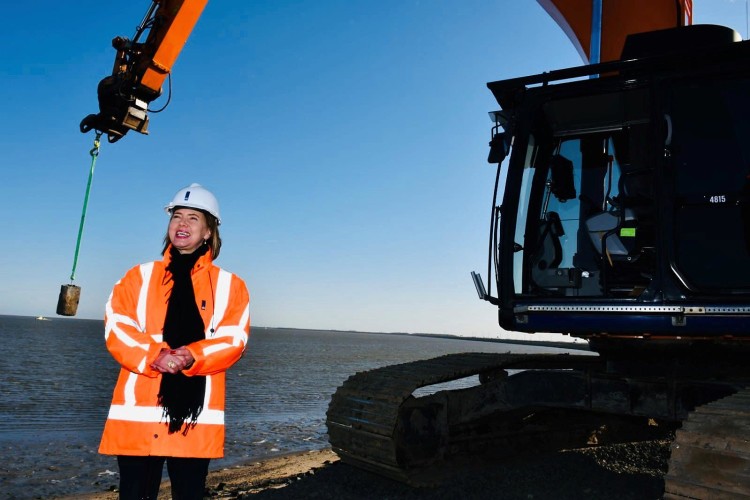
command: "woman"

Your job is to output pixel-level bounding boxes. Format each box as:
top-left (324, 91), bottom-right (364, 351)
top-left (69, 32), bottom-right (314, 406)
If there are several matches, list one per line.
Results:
top-left (100, 183), bottom-right (250, 499)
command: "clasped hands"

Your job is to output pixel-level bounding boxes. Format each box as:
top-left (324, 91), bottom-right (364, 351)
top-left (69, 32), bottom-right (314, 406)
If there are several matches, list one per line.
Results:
top-left (151, 346), bottom-right (195, 374)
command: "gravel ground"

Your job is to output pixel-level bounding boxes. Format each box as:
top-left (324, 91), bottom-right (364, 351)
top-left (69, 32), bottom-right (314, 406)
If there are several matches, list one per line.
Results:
top-left (245, 442), bottom-right (670, 500)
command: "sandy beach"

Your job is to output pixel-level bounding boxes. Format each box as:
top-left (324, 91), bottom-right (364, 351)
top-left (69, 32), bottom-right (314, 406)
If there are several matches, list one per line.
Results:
top-left (58, 438), bottom-right (671, 500)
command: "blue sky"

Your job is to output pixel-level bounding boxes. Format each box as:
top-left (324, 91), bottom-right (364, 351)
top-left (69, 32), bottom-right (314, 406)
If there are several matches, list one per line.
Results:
top-left (1, 1), bottom-right (746, 338)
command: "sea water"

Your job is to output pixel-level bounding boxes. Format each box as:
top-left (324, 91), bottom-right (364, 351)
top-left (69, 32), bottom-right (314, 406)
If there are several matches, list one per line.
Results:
top-left (0, 315), bottom-right (585, 498)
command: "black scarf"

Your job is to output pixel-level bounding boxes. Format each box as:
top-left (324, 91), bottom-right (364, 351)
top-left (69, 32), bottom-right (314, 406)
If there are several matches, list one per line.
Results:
top-left (158, 245), bottom-right (208, 434)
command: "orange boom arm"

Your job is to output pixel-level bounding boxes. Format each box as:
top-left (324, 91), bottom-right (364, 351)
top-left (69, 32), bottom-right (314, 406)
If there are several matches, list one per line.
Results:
top-left (80, 0), bottom-right (208, 143)
top-left (537, 0), bottom-right (693, 64)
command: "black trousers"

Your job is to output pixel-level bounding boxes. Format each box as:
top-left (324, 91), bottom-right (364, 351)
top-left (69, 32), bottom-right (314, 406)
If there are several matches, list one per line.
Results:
top-left (117, 455), bottom-right (210, 500)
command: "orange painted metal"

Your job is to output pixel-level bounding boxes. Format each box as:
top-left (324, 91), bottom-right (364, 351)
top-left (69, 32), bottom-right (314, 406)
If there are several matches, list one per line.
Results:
top-left (538, 0), bottom-right (693, 63)
top-left (140, 0), bottom-right (209, 92)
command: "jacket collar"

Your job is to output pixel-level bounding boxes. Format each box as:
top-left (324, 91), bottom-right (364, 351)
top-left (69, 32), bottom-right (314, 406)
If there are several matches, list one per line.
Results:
top-left (162, 244), bottom-right (214, 274)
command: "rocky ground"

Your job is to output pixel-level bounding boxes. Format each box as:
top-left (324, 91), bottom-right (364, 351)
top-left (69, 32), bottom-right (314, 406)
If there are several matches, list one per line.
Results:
top-left (60, 439), bottom-right (672, 500)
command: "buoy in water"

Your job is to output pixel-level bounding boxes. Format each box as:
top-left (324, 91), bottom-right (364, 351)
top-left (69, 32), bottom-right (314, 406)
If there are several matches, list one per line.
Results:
top-left (56, 284), bottom-right (81, 316)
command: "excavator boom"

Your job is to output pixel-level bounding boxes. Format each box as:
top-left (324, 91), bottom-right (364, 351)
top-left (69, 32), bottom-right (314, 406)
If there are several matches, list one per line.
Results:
top-left (537, 0), bottom-right (693, 63)
top-left (80, 0), bottom-right (207, 142)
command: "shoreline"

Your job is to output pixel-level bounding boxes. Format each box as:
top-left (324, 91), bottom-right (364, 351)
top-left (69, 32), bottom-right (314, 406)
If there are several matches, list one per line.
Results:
top-left (57, 439), bottom-right (671, 499)
top-left (252, 325), bottom-right (591, 352)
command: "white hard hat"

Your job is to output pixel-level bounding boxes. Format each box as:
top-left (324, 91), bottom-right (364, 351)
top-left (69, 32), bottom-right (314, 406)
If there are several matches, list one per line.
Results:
top-left (165, 183), bottom-right (221, 225)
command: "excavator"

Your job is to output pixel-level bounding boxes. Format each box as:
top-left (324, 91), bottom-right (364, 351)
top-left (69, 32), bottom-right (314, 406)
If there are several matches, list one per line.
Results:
top-left (82, 1), bottom-right (750, 497)
top-left (326, 2), bottom-right (750, 498)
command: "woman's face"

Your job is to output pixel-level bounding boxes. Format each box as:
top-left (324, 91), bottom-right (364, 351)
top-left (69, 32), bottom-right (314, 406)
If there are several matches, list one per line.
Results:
top-left (168, 208), bottom-right (212, 254)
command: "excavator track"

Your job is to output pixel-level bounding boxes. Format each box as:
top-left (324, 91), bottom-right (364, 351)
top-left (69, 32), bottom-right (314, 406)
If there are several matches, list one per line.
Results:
top-left (664, 387), bottom-right (750, 499)
top-left (326, 352), bottom-right (605, 484)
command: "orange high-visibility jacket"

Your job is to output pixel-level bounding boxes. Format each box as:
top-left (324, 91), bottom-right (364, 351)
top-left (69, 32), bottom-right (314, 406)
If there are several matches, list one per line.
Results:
top-left (99, 248), bottom-right (250, 458)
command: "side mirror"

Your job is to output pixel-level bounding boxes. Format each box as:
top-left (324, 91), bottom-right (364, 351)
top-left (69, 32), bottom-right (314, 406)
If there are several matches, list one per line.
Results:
top-left (471, 272), bottom-right (500, 305)
top-left (488, 131), bottom-right (509, 164)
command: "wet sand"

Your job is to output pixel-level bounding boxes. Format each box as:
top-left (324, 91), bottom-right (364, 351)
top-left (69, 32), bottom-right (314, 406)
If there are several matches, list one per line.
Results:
top-left (59, 439), bottom-right (671, 500)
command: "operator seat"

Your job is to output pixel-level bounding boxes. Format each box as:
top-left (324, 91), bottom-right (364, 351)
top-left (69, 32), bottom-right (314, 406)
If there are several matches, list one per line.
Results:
top-left (584, 168), bottom-right (654, 294)
top-left (585, 164), bottom-right (651, 264)
top-left (585, 209), bottom-right (638, 264)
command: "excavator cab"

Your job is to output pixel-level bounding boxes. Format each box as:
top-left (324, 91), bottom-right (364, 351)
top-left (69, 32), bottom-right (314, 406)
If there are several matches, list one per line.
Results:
top-left (329, 25), bottom-right (750, 494)
top-left (478, 25), bottom-right (750, 344)
top-left (521, 122), bottom-right (655, 298)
